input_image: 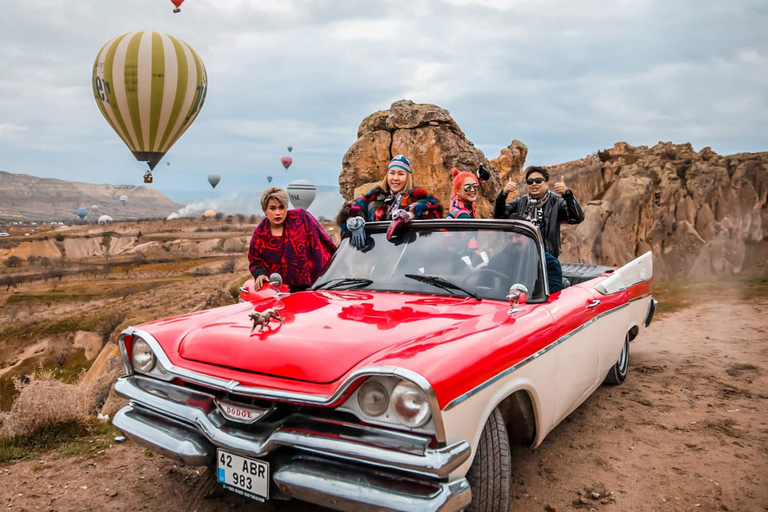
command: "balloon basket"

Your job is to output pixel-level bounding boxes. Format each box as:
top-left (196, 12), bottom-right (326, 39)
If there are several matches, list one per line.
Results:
top-left (173, 8), bottom-right (181, 13)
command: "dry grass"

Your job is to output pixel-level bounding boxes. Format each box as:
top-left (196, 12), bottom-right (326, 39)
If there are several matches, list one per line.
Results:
top-left (0, 370), bottom-right (90, 439)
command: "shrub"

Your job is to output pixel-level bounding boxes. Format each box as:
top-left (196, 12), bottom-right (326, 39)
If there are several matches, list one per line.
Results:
top-left (55, 234), bottom-right (65, 242)
top-left (0, 371), bottom-right (89, 439)
top-left (597, 149), bottom-right (611, 162)
top-left (220, 256), bottom-right (237, 274)
top-left (4, 255), bottom-right (22, 267)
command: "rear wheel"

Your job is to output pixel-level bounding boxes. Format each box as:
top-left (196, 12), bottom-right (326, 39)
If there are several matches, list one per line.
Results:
top-left (466, 407), bottom-right (511, 512)
top-left (604, 334), bottom-right (630, 385)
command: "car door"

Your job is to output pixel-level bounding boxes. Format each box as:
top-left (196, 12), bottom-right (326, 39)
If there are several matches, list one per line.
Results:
top-left (544, 286), bottom-right (602, 425)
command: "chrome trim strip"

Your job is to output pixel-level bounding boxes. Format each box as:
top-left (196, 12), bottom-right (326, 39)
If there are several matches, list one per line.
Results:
top-left (121, 327), bottom-right (447, 442)
top-left (114, 376), bottom-right (470, 479)
top-left (444, 299), bottom-right (634, 411)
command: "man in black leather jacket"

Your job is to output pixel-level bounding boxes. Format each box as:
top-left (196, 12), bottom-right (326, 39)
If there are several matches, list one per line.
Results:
top-left (493, 166), bottom-right (584, 293)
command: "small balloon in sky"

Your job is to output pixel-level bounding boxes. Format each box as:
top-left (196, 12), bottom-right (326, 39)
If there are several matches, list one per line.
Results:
top-left (287, 145), bottom-right (293, 153)
top-left (208, 174), bottom-right (221, 189)
top-left (170, 0), bottom-right (185, 13)
top-left (281, 156), bottom-right (293, 170)
top-left (267, 175), bottom-right (273, 184)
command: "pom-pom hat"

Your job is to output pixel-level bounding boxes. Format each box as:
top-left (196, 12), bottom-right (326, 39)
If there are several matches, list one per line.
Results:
top-left (388, 155), bottom-right (412, 173)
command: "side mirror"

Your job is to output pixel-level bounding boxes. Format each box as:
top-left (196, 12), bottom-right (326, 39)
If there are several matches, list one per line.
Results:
top-left (507, 284), bottom-right (529, 314)
top-left (268, 273), bottom-right (289, 297)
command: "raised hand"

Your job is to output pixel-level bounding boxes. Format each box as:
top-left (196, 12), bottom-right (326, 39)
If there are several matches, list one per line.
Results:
top-left (346, 216), bottom-right (367, 248)
top-left (502, 177), bottom-right (516, 196)
top-left (553, 175), bottom-right (568, 195)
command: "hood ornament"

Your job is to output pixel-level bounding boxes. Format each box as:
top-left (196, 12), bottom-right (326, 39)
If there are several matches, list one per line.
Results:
top-left (249, 308), bottom-right (283, 333)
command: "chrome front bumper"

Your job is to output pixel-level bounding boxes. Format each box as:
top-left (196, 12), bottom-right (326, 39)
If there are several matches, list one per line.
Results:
top-left (112, 375), bottom-right (471, 512)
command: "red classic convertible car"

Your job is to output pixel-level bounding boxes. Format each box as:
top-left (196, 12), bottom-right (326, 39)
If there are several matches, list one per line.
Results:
top-left (113, 218), bottom-right (655, 512)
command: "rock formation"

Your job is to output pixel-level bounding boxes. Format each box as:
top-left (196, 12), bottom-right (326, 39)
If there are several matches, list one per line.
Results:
top-left (556, 142), bottom-right (768, 277)
top-left (340, 100), bottom-right (505, 218)
top-left (339, 101), bottom-right (768, 278)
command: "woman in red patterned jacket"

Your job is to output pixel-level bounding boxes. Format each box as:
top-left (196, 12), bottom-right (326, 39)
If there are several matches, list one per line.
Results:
top-left (248, 187), bottom-right (336, 292)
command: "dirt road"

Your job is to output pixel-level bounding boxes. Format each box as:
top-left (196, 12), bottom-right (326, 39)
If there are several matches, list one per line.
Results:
top-left (3, 295), bottom-right (767, 511)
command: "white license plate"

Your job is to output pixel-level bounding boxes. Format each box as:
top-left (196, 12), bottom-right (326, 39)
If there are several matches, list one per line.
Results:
top-left (216, 449), bottom-right (269, 502)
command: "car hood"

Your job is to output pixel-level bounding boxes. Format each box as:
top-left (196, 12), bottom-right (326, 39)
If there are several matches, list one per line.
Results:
top-left (177, 290), bottom-right (508, 384)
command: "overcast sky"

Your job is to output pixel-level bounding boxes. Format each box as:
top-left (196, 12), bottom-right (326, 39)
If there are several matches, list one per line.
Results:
top-left (1, 0), bottom-right (766, 210)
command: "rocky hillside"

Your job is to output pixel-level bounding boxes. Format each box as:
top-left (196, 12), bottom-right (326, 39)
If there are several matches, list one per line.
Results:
top-left (339, 100), bottom-right (768, 278)
top-left (556, 142), bottom-right (768, 278)
top-left (0, 170), bottom-right (182, 223)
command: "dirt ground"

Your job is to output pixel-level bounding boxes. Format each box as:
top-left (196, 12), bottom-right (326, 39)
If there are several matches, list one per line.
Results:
top-left (2, 294), bottom-right (767, 512)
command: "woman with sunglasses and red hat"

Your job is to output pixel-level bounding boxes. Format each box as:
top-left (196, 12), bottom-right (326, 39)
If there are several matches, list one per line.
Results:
top-left (338, 155), bottom-right (443, 246)
top-left (447, 168), bottom-right (481, 219)
top-left (493, 166), bottom-right (584, 292)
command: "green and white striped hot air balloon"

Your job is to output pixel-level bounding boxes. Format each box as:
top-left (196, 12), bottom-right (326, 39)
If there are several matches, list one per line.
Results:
top-left (92, 32), bottom-right (207, 176)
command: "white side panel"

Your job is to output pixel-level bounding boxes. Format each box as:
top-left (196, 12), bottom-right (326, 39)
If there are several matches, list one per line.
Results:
top-left (441, 294), bottom-right (653, 481)
top-left (595, 251), bottom-right (653, 295)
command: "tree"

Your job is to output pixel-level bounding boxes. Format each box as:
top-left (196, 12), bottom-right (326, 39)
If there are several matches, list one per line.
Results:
top-left (40, 257), bottom-right (51, 269)
top-left (1, 276), bottom-right (17, 291)
top-left (4, 255), bottom-right (22, 267)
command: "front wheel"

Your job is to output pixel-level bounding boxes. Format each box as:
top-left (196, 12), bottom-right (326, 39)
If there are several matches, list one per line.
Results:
top-left (603, 334), bottom-right (630, 385)
top-left (466, 407), bottom-right (511, 512)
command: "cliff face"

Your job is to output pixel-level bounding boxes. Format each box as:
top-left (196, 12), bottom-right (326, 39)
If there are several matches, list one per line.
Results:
top-left (0, 171), bottom-right (182, 222)
top-left (339, 101), bottom-right (768, 278)
top-left (556, 142), bottom-right (768, 278)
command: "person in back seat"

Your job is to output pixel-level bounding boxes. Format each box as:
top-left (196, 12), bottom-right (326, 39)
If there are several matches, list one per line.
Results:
top-left (493, 166), bottom-right (584, 293)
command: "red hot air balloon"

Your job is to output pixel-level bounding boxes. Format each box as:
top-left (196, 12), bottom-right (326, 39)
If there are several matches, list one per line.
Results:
top-left (281, 156), bottom-right (293, 170)
top-left (170, 0), bottom-right (185, 13)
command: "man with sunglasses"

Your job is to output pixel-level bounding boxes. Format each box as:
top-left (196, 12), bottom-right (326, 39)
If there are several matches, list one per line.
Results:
top-left (493, 166), bottom-right (584, 292)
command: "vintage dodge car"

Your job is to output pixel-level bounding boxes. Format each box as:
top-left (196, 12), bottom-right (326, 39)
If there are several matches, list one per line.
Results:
top-left (113, 218), bottom-right (655, 512)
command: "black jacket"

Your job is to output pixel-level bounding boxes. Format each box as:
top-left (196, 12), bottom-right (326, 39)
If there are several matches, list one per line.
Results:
top-left (493, 189), bottom-right (585, 258)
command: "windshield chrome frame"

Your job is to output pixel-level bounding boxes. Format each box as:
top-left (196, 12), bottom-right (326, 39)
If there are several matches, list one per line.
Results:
top-left (315, 218), bottom-right (550, 301)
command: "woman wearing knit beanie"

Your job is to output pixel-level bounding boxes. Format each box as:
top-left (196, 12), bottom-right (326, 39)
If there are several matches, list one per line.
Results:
top-left (446, 168), bottom-right (479, 219)
top-left (337, 154), bottom-right (443, 246)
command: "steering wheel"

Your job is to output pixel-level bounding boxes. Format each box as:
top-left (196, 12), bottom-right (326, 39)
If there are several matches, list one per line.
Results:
top-left (460, 268), bottom-right (509, 290)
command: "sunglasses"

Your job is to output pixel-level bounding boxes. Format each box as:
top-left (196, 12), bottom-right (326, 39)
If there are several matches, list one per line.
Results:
top-left (526, 178), bottom-right (547, 185)
top-left (463, 183), bottom-right (479, 192)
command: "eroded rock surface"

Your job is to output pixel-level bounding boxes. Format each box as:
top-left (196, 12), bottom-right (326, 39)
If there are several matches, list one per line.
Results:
top-left (339, 101), bottom-right (767, 278)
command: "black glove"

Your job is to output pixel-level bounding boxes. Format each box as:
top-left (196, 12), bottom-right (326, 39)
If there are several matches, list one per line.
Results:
top-left (477, 164), bottom-right (491, 182)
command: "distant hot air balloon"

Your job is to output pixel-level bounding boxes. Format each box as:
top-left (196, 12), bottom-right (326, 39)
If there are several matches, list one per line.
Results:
top-left (287, 179), bottom-right (316, 210)
top-left (167, 161), bottom-right (171, 166)
top-left (92, 32), bottom-right (207, 181)
top-left (76, 207), bottom-right (88, 220)
top-left (281, 156), bottom-right (293, 170)
top-left (91, 204), bottom-right (99, 213)
top-left (170, 0), bottom-right (185, 13)
top-left (98, 215), bottom-right (113, 224)
top-left (120, 195), bottom-right (128, 206)
top-left (203, 209), bottom-right (216, 218)
top-left (287, 146), bottom-right (293, 153)
top-left (208, 174), bottom-right (221, 189)
top-left (267, 175), bottom-right (273, 184)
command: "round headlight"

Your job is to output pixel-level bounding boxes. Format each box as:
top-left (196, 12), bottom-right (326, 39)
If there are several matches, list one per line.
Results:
top-left (357, 380), bottom-right (389, 417)
top-left (390, 380), bottom-right (431, 428)
top-left (132, 338), bottom-right (156, 373)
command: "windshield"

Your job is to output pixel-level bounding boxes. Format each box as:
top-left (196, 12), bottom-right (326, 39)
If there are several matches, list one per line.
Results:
top-left (314, 226), bottom-right (543, 301)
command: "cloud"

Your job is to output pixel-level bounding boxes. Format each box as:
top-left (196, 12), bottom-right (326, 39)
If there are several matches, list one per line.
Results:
top-left (0, 0), bottom-right (765, 191)
top-left (0, 124), bottom-right (29, 136)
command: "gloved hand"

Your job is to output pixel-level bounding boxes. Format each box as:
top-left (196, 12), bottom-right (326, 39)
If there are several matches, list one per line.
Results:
top-left (387, 209), bottom-right (413, 241)
top-left (346, 216), bottom-right (366, 248)
top-left (476, 164), bottom-right (491, 182)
